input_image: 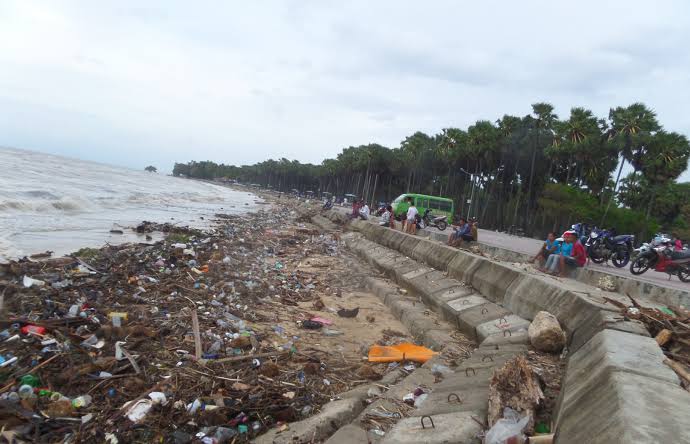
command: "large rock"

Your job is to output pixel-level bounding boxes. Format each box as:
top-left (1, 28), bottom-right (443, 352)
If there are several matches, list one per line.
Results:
top-left (528, 311), bottom-right (566, 352)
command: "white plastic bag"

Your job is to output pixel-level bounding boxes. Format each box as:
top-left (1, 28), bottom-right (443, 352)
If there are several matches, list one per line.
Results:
top-left (485, 407), bottom-right (529, 444)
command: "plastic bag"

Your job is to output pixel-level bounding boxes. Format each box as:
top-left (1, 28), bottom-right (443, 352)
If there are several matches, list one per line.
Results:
top-left (484, 407), bottom-right (529, 444)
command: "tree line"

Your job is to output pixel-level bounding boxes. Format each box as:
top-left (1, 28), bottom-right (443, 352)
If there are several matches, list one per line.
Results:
top-left (173, 102), bottom-right (690, 240)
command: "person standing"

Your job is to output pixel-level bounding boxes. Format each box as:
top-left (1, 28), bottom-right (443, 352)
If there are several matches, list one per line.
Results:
top-left (405, 198), bottom-right (418, 235)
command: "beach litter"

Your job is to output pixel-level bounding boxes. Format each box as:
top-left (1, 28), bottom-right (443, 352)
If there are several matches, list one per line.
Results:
top-left (0, 198), bottom-right (415, 442)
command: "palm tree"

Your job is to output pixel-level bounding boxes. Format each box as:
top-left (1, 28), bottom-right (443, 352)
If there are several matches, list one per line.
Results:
top-left (527, 103), bottom-right (558, 213)
top-left (556, 107), bottom-right (600, 185)
top-left (602, 103), bottom-right (660, 224)
top-left (640, 131), bottom-right (690, 217)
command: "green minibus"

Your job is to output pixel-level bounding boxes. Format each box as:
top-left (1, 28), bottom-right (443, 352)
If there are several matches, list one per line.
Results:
top-left (391, 193), bottom-right (455, 223)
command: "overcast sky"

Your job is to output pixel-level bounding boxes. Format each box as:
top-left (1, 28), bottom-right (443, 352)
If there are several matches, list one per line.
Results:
top-left (1, 0), bottom-right (690, 180)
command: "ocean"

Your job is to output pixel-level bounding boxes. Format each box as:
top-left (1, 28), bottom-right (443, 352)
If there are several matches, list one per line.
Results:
top-left (0, 148), bottom-right (259, 262)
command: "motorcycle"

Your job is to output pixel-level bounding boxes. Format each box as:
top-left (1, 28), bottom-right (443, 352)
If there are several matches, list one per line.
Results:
top-left (585, 228), bottom-right (634, 268)
top-left (421, 209), bottom-right (448, 231)
top-left (632, 234), bottom-right (671, 260)
top-left (630, 243), bottom-right (690, 282)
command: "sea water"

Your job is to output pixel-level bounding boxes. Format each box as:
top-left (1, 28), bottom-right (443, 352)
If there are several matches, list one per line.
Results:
top-left (0, 147), bottom-right (259, 262)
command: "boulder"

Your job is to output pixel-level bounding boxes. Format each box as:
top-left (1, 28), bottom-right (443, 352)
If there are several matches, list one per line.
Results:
top-left (528, 311), bottom-right (566, 353)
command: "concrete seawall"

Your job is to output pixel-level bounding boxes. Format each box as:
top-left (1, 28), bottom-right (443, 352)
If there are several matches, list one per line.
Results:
top-left (325, 213), bottom-right (690, 444)
top-left (418, 229), bottom-right (690, 308)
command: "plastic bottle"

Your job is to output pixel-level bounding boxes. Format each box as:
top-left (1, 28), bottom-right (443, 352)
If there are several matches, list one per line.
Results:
top-left (21, 325), bottom-right (47, 335)
top-left (20, 374), bottom-right (41, 387)
top-left (18, 384), bottom-right (35, 399)
top-left (71, 395), bottom-right (93, 408)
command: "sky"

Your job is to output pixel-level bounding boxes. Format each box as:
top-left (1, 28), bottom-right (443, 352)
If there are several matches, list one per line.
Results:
top-left (1, 1), bottom-right (690, 181)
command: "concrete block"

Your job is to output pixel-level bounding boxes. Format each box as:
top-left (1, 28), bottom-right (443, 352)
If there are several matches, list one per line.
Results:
top-left (439, 295), bottom-right (489, 321)
top-left (504, 273), bottom-right (615, 339)
top-left (469, 260), bottom-right (521, 303)
top-left (476, 314), bottom-right (530, 343)
top-left (381, 411), bottom-right (483, 444)
top-left (479, 330), bottom-right (530, 347)
top-left (446, 252), bottom-right (484, 283)
top-left (399, 236), bottom-right (423, 257)
top-left (324, 424), bottom-right (368, 444)
top-left (391, 260), bottom-right (426, 282)
top-left (421, 329), bottom-right (457, 351)
top-left (456, 302), bottom-right (511, 340)
top-left (255, 396), bottom-right (367, 444)
top-left (411, 387), bottom-right (489, 417)
top-left (410, 240), bottom-right (459, 271)
top-left (565, 329), bottom-right (679, 387)
top-left (556, 372), bottom-right (690, 444)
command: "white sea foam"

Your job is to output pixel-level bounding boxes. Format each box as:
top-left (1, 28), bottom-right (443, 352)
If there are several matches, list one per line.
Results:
top-left (0, 147), bottom-right (259, 261)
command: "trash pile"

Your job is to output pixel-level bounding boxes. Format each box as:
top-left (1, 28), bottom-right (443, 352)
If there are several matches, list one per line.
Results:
top-left (0, 204), bottom-right (409, 443)
top-left (604, 294), bottom-right (690, 391)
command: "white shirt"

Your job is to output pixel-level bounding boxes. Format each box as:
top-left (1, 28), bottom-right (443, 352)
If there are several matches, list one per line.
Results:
top-left (381, 210), bottom-right (391, 224)
top-left (359, 205), bottom-right (370, 219)
top-left (406, 206), bottom-right (418, 221)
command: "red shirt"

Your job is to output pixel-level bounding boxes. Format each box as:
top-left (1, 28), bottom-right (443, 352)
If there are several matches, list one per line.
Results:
top-left (572, 241), bottom-right (587, 266)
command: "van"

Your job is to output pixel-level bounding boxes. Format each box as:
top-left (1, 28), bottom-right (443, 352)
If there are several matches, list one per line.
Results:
top-left (391, 194), bottom-right (454, 223)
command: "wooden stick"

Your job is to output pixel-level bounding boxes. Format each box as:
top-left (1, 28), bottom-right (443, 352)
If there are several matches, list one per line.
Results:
top-left (664, 358), bottom-right (690, 384)
top-left (191, 309), bottom-right (202, 360)
top-left (0, 353), bottom-right (64, 394)
top-left (204, 351), bottom-right (286, 365)
top-left (656, 329), bottom-right (673, 347)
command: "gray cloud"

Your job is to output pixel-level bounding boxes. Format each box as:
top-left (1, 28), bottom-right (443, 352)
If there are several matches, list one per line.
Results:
top-left (0, 0), bottom-right (689, 181)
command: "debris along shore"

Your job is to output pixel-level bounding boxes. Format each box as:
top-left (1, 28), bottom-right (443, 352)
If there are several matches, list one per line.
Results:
top-left (0, 199), bottom-right (414, 442)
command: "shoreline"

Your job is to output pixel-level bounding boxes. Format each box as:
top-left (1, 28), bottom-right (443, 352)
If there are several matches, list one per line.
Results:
top-left (0, 194), bottom-right (417, 442)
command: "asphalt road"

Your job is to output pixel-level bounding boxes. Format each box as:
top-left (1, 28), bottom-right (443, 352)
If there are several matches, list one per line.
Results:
top-left (477, 228), bottom-right (690, 293)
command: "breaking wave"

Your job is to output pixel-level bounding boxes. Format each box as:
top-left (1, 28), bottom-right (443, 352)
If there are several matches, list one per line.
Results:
top-left (0, 147), bottom-right (259, 261)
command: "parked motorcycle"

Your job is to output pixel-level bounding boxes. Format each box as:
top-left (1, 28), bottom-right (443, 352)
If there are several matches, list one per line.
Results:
top-left (630, 242), bottom-right (690, 282)
top-left (585, 228), bottom-right (634, 268)
top-left (632, 234), bottom-right (672, 260)
top-left (421, 209), bottom-right (448, 231)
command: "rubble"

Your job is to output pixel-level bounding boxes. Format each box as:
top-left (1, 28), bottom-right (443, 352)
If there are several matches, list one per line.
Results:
top-left (604, 294), bottom-right (690, 392)
top-left (487, 355), bottom-right (544, 435)
top-left (527, 311), bottom-right (566, 353)
top-left (0, 201), bottom-right (413, 442)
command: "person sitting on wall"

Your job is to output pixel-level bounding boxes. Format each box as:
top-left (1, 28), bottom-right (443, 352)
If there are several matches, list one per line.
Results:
top-left (358, 201), bottom-right (370, 220)
top-left (448, 217), bottom-right (473, 247)
top-left (532, 232), bottom-right (559, 266)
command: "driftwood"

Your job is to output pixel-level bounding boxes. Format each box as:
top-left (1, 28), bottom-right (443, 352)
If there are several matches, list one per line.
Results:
top-left (664, 358), bottom-right (690, 385)
top-left (488, 355), bottom-right (544, 434)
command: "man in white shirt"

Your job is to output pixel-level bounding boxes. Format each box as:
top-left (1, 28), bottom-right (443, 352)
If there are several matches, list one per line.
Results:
top-left (358, 202), bottom-right (370, 220)
top-left (405, 198), bottom-right (418, 234)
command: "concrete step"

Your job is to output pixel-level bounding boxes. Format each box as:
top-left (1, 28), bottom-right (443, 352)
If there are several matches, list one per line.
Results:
top-left (381, 411), bottom-right (483, 444)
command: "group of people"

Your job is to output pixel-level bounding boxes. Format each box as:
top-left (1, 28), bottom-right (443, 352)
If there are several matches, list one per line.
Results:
top-left (533, 230), bottom-right (587, 277)
top-left (447, 217), bottom-right (478, 247)
top-left (350, 200), bottom-right (370, 220)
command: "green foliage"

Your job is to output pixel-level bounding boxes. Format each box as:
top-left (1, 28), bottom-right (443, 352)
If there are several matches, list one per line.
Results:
top-left (144, 165), bottom-right (157, 173)
top-left (539, 184), bottom-right (659, 239)
top-left (174, 101), bottom-right (689, 239)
